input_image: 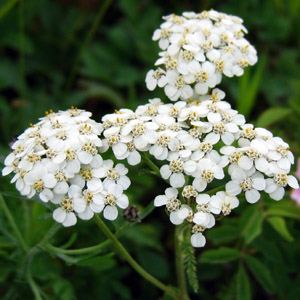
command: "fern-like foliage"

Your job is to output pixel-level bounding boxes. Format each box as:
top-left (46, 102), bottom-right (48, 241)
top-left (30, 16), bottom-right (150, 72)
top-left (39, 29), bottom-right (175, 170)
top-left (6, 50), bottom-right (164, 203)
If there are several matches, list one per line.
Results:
top-left (182, 230), bottom-right (199, 293)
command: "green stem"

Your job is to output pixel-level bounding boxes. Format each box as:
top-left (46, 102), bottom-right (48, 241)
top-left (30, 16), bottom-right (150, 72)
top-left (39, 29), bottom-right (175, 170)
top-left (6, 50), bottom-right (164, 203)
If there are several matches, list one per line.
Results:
top-left (142, 153), bottom-right (161, 176)
top-left (27, 223), bottom-right (60, 262)
top-left (18, 0), bottom-right (26, 98)
top-left (26, 271), bottom-right (43, 300)
top-left (0, 0), bottom-right (19, 19)
top-left (64, 0), bottom-right (113, 92)
top-left (175, 225), bottom-right (190, 300)
top-left (0, 191), bottom-right (28, 252)
top-left (206, 185), bottom-right (225, 196)
top-left (94, 214), bottom-right (178, 299)
top-left (44, 201), bottom-right (155, 255)
top-left (25, 223), bottom-right (60, 300)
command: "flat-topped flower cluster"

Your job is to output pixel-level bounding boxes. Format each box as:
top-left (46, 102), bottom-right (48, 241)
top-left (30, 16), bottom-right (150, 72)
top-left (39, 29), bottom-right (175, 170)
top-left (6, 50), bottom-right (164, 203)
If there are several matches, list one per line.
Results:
top-left (2, 10), bottom-right (298, 248)
top-left (146, 10), bottom-right (257, 100)
top-left (2, 108), bottom-right (130, 226)
top-left (100, 89), bottom-right (298, 247)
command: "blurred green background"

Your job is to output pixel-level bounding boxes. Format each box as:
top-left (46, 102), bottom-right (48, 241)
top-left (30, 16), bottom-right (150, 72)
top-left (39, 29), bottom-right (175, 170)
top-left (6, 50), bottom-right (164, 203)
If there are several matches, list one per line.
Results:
top-left (1, 0), bottom-right (300, 299)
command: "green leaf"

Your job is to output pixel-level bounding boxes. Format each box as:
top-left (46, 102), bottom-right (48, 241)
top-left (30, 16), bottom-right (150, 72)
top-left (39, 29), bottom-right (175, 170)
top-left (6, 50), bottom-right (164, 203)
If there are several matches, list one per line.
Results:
top-left (206, 224), bottom-right (240, 244)
top-left (236, 265), bottom-right (252, 300)
top-left (237, 55), bottom-right (267, 118)
top-left (267, 217), bottom-right (294, 242)
top-left (199, 247), bottom-right (240, 264)
top-left (182, 230), bottom-right (198, 293)
top-left (0, 0), bottom-right (18, 20)
top-left (51, 277), bottom-right (75, 300)
top-left (242, 209), bottom-right (264, 244)
top-left (76, 253), bottom-right (116, 271)
top-left (266, 202), bottom-right (300, 220)
top-left (245, 256), bottom-right (276, 294)
top-left (255, 107), bottom-right (291, 127)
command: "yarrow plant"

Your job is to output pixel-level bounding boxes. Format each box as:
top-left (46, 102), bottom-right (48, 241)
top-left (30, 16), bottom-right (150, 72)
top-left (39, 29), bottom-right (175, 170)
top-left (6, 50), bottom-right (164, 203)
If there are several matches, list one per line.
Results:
top-left (100, 90), bottom-right (299, 247)
top-left (1, 9), bottom-right (299, 300)
top-left (146, 10), bottom-right (257, 99)
top-left (2, 108), bottom-right (130, 226)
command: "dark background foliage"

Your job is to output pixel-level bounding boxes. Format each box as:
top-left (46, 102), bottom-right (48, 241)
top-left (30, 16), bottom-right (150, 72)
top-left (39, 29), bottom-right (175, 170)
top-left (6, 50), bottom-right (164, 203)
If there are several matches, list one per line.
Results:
top-left (1, 0), bottom-right (300, 299)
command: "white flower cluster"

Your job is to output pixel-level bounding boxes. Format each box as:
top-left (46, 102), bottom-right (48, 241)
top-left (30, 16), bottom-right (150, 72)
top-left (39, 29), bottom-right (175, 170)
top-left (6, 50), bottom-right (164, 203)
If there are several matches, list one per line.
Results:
top-left (2, 10), bottom-right (298, 250)
top-left (101, 90), bottom-right (299, 247)
top-left (146, 10), bottom-right (257, 100)
top-left (2, 108), bottom-right (130, 226)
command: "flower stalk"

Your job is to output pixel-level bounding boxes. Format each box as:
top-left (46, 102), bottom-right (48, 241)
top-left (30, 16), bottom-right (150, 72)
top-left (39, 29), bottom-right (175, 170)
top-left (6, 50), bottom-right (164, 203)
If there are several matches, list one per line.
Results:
top-left (94, 214), bottom-right (178, 299)
top-left (0, 191), bottom-right (28, 253)
top-left (175, 224), bottom-right (191, 300)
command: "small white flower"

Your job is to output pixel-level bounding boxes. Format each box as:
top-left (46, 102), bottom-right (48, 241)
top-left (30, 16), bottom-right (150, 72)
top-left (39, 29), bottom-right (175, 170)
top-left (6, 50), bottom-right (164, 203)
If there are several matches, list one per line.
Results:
top-left (184, 61), bottom-right (217, 95)
top-left (160, 158), bottom-right (196, 188)
top-left (191, 232), bottom-right (206, 248)
top-left (265, 164), bottom-right (299, 200)
top-left (205, 121), bottom-right (239, 145)
top-left (146, 68), bottom-right (168, 91)
top-left (24, 164), bottom-right (57, 202)
top-left (193, 194), bottom-right (215, 228)
top-left (209, 191), bottom-right (239, 215)
top-left (266, 137), bottom-right (294, 172)
top-left (226, 168), bottom-right (266, 203)
top-left (193, 158), bottom-right (224, 192)
top-left (99, 183), bottom-right (129, 221)
top-left (53, 185), bottom-right (81, 227)
top-left (154, 188), bottom-right (190, 225)
top-left (73, 188), bottom-right (105, 220)
top-left (164, 70), bottom-right (194, 101)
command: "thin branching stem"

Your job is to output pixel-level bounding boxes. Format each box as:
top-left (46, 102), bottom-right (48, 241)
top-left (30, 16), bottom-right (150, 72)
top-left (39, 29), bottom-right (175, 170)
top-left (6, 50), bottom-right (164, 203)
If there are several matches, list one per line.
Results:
top-left (94, 214), bottom-right (178, 299)
top-left (0, 191), bottom-right (28, 252)
top-left (175, 225), bottom-right (191, 300)
top-left (44, 200), bottom-right (155, 255)
top-left (18, 0), bottom-right (26, 98)
top-left (26, 271), bottom-right (43, 300)
top-left (64, 0), bottom-right (113, 92)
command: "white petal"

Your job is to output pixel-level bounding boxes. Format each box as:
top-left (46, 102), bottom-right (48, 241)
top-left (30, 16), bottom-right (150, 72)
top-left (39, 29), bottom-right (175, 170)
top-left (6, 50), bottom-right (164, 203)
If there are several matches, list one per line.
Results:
top-left (226, 181), bottom-right (242, 196)
top-left (269, 187), bottom-right (285, 201)
top-left (54, 182), bottom-right (69, 194)
top-left (87, 178), bottom-right (103, 192)
top-left (53, 207), bottom-right (66, 223)
top-left (192, 178), bottom-right (207, 192)
top-left (170, 173), bottom-right (185, 188)
top-left (77, 151), bottom-right (93, 164)
top-left (73, 198), bottom-right (86, 213)
top-left (238, 156), bottom-right (253, 170)
top-left (205, 132), bottom-right (220, 144)
top-left (169, 211), bottom-right (184, 225)
top-left (118, 176), bottom-right (131, 190)
top-left (252, 177), bottom-right (266, 191)
top-left (221, 132), bottom-right (234, 145)
top-left (154, 195), bottom-right (168, 207)
top-left (63, 212), bottom-right (77, 227)
top-left (113, 143), bottom-right (128, 157)
top-left (127, 151), bottom-right (141, 166)
top-left (196, 194), bottom-right (210, 204)
top-left (78, 207), bottom-right (94, 220)
top-left (90, 201), bottom-right (104, 213)
top-left (191, 233), bottom-right (206, 248)
top-left (39, 189), bottom-right (53, 202)
top-left (288, 176), bottom-right (299, 189)
top-left (116, 194), bottom-right (129, 209)
top-left (165, 187), bottom-right (178, 198)
top-left (245, 189), bottom-right (260, 203)
top-left (103, 205), bottom-right (118, 221)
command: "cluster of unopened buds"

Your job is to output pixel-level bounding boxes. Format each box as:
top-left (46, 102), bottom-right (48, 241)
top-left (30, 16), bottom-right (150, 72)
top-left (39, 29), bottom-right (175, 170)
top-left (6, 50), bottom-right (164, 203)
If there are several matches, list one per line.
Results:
top-left (2, 10), bottom-right (299, 248)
